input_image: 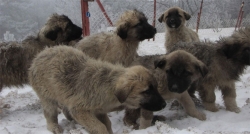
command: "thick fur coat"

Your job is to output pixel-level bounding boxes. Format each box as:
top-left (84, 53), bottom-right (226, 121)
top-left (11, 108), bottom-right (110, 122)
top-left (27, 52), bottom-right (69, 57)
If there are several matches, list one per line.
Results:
top-left (75, 9), bottom-right (156, 67)
top-left (28, 46), bottom-right (166, 134)
top-left (0, 13), bottom-right (82, 91)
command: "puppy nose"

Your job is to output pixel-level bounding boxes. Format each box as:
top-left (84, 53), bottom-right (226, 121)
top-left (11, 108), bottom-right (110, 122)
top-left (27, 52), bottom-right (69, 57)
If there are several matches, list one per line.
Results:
top-left (170, 19), bottom-right (175, 23)
top-left (161, 101), bottom-right (166, 109)
top-left (171, 84), bottom-right (178, 91)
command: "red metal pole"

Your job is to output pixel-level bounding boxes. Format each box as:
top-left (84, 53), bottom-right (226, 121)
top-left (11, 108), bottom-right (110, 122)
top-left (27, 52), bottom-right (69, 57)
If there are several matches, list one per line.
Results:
top-left (196, 0), bottom-right (203, 33)
top-left (81, 0), bottom-right (90, 36)
top-left (238, 11), bottom-right (244, 28)
top-left (148, 0), bottom-right (156, 41)
top-left (235, 1), bottom-right (244, 31)
top-left (96, 0), bottom-right (113, 26)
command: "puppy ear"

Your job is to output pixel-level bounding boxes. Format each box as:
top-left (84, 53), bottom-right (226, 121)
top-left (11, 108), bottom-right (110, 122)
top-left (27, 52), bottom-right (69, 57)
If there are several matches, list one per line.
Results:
top-left (158, 14), bottom-right (164, 23)
top-left (154, 58), bottom-right (166, 69)
top-left (183, 11), bottom-right (191, 20)
top-left (44, 27), bottom-right (62, 41)
top-left (116, 22), bottom-right (129, 39)
top-left (218, 43), bottom-right (240, 59)
top-left (115, 78), bottom-right (132, 103)
top-left (195, 60), bottom-right (208, 77)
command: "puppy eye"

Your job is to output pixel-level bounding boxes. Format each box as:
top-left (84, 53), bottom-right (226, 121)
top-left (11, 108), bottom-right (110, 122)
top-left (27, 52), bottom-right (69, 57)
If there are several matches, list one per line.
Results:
top-left (142, 89), bottom-right (151, 94)
top-left (149, 84), bottom-right (154, 89)
top-left (183, 70), bottom-right (192, 76)
top-left (134, 22), bottom-right (143, 27)
top-left (244, 47), bottom-right (250, 52)
top-left (142, 84), bottom-right (154, 95)
top-left (65, 23), bottom-right (71, 29)
top-left (166, 70), bottom-right (169, 73)
top-left (178, 14), bottom-right (182, 17)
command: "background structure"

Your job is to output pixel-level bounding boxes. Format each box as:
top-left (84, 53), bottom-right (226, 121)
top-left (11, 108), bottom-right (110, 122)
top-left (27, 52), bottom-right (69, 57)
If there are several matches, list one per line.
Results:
top-left (0, 0), bottom-right (249, 41)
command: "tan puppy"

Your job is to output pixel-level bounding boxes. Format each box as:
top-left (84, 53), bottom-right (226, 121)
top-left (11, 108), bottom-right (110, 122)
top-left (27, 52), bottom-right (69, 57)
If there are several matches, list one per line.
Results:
top-left (169, 27), bottom-right (250, 113)
top-left (158, 7), bottom-right (199, 52)
top-left (124, 50), bottom-right (208, 129)
top-left (0, 13), bottom-right (82, 92)
top-left (75, 9), bottom-right (156, 67)
top-left (28, 46), bottom-right (166, 134)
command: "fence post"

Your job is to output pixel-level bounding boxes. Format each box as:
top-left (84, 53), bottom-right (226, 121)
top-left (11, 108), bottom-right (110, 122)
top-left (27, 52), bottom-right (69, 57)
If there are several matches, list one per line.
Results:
top-left (81, 0), bottom-right (90, 36)
top-left (238, 11), bottom-right (244, 28)
top-left (149, 0), bottom-right (156, 41)
top-left (96, 0), bottom-right (113, 26)
top-left (235, 1), bottom-right (244, 31)
top-left (196, 0), bottom-right (203, 33)
top-left (153, 0), bottom-right (156, 41)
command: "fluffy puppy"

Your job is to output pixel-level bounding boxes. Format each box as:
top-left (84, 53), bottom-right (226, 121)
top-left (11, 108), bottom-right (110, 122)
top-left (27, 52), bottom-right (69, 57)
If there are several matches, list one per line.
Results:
top-left (124, 50), bottom-right (208, 129)
top-left (158, 7), bottom-right (199, 52)
top-left (28, 46), bottom-right (166, 134)
top-left (0, 13), bottom-right (82, 91)
top-left (169, 27), bottom-right (250, 113)
top-left (75, 9), bottom-right (156, 67)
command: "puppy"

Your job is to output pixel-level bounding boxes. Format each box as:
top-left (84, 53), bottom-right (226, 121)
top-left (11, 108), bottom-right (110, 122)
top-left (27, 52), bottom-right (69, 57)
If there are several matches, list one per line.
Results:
top-left (158, 7), bottom-right (199, 52)
top-left (28, 46), bottom-right (166, 134)
top-left (0, 13), bottom-right (82, 91)
top-left (75, 9), bottom-right (156, 67)
top-left (124, 50), bottom-right (208, 129)
top-left (169, 27), bottom-right (250, 113)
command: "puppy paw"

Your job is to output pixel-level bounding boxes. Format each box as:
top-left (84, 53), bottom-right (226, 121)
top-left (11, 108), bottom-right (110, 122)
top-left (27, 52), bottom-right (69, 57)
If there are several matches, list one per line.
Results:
top-left (170, 100), bottom-right (183, 110)
top-left (226, 107), bottom-right (241, 113)
top-left (123, 119), bottom-right (139, 130)
top-left (132, 124), bottom-right (139, 130)
top-left (203, 102), bottom-right (219, 112)
top-left (152, 115), bottom-right (166, 125)
top-left (47, 124), bottom-right (63, 134)
top-left (195, 111), bottom-right (206, 121)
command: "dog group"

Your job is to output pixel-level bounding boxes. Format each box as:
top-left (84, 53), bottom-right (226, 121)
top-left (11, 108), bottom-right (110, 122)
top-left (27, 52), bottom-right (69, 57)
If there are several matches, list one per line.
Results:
top-left (0, 6), bottom-right (250, 134)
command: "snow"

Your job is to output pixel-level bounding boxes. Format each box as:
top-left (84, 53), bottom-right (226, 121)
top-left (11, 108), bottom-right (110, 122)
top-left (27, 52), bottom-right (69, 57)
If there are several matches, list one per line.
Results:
top-left (1, 27), bottom-right (250, 134)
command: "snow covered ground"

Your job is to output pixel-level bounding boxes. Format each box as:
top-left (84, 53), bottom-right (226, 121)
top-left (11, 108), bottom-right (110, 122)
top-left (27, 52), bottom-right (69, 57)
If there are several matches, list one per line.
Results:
top-left (1, 27), bottom-right (250, 134)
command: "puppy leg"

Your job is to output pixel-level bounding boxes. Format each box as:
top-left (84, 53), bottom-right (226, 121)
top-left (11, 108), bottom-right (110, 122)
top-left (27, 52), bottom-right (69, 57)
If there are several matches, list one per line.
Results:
top-left (219, 82), bottom-right (240, 113)
top-left (0, 81), bottom-right (2, 92)
top-left (123, 108), bottom-right (140, 129)
top-left (71, 109), bottom-right (110, 134)
top-left (199, 83), bottom-right (218, 112)
top-left (42, 100), bottom-right (63, 134)
top-left (62, 107), bottom-right (74, 121)
top-left (177, 91), bottom-right (206, 120)
top-left (96, 113), bottom-right (113, 134)
top-left (139, 109), bottom-right (153, 129)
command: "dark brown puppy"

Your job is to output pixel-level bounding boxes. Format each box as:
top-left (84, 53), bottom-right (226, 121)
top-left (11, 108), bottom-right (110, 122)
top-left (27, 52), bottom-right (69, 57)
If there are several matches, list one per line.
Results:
top-left (169, 27), bottom-right (250, 113)
top-left (124, 50), bottom-right (208, 129)
top-left (0, 13), bottom-right (82, 91)
top-left (75, 9), bottom-right (156, 67)
top-left (29, 45), bottom-right (166, 134)
top-left (158, 7), bottom-right (199, 52)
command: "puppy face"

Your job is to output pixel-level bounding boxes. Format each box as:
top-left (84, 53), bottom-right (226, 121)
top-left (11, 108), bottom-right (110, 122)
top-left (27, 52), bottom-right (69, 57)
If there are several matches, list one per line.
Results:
top-left (158, 7), bottom-right (191, 29)
top-left (115, 66), bottom-right (166, 111)
top-left (116, 9), bottom-right (156, 41)
top-left (154, 50), bottom-right (208, 93)
top-left (43, 14), bottom-right (82, 43)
